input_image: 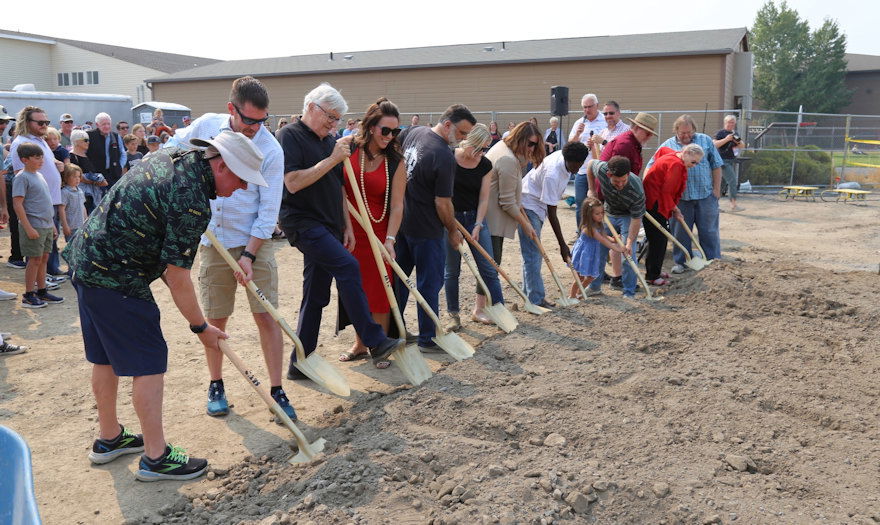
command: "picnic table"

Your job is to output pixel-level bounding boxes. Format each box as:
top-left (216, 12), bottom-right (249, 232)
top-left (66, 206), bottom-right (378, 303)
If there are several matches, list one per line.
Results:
top-left (820, 188), bottom-right (872, 203)
top-left (777, 186), bottom-right (819, 202)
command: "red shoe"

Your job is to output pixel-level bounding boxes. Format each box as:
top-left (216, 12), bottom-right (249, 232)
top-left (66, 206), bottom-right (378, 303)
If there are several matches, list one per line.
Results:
top-left (648, 278), bottom-right (670, 286)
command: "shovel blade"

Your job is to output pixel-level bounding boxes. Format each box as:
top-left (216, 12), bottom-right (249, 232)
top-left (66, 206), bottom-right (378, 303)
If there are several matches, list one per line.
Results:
top-left (685, 258), bottom-right (706, 271)
top-left (392, 345), bottom-right (433, 385)
top-left (523, 301), bottom-right (552, 315)
top-left (288, 437), bottom-right (327, 464)
top-left (484, 304), bottom-right (518, 333)
top-left (432, 333), bottom-right (475, 361)
top-left (296, 354), bottom-right (351, 397)
top-left (557, 297), bottom-right (580, 307)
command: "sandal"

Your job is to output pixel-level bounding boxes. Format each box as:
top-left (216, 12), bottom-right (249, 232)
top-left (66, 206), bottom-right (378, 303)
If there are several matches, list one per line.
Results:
top-left (648, 277), bottom-right (670, 286)
top-left (338, 351), bottom-right (369, 362)
top-left (659, 271), bottom-right (670, 279)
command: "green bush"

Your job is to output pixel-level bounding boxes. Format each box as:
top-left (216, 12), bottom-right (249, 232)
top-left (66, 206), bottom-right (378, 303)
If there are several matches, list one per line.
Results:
top-left (741, 146), bottom-right (832, 185)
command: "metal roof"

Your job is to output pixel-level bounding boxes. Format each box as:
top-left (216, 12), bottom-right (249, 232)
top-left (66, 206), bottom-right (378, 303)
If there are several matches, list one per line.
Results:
top-left (148, 27), bottom-right (749, 83)
top-left (845, 53), bottom-right (880, 73)
top-left (0, 29), bottom-right (220, 74)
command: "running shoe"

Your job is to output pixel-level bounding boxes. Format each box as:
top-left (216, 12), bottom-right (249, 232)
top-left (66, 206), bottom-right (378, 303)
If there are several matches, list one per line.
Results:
top-left (42, 280), bottom-right (61, 291)
top-left (21, 293), bottom-right (47, 309)
top-left (5, 260), bottom-right (26, 269)
top-left (206, 382), bottom-right (229, 416)
top-left (46, 275), bottom-right (67, 284)
top-left (135, 444), bottom-right (208, 482)
top-left (88, 425), bottom-right (145, 464)
top-left (271, 388), bottom-right (297, 423)
top-left (37, 290), bottom-right (64, 304)
top-left (0, 289), bottom-right (16, 301)
top-left (671, 264), bottom-right (686, 274)
top-left (0, 341), bottom-right (27, 356)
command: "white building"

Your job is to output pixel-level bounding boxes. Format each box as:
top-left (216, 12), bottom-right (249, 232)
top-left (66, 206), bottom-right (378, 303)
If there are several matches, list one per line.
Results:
top-left (0, 29), bottom-right (218, 106)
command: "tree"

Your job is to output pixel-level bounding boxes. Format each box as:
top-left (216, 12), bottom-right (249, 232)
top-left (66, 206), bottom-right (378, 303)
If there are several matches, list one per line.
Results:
top-left (751, 1), bottom-right (851, 113)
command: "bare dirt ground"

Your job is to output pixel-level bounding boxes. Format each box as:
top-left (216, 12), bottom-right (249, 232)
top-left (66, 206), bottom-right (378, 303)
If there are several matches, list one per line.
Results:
top-left (1, 193), bottom-right (879, 525)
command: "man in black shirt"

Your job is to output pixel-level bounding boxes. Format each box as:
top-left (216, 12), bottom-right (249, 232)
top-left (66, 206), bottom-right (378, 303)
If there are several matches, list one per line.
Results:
top-left (713, 114), bottom-right (745, 212)
top-left (396, 104), bottom-right (475, 348)
top-left (277, 83), bottom-right (403, 377)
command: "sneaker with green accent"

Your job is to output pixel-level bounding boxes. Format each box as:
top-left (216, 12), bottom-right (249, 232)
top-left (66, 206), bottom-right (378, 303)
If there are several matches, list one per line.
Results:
top-left (88, 425), bottom-right (145, 464)
top-left (135, 444), bottom-right (208, 482)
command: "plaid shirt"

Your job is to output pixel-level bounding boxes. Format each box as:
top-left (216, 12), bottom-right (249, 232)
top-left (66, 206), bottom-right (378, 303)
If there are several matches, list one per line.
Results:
top-left (647, 133), bottom-right (723, 201)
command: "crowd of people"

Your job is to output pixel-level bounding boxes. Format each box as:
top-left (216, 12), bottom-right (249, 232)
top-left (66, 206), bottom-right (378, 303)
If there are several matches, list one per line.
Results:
top-left (0, 76), bottom-right (744, 481)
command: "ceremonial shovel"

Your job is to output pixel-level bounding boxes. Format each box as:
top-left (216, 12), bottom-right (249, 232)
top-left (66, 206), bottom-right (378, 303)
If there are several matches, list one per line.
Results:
top-left (642, 213), bottom-right (706, 271)
top-left (454, 221), bottom-right (551, 316)
top-left (217, 340), bottom-right (325, 464)
top-left (204, 230), bottom-right (351, 397)
top-left (602, 216), bottom-right (661, 302)
top-left (675, 216), bottom-right (712, 266)
top-left (521, 210), bottom-right (579, 307)
top-left (456, 242), bottom-right (518, 333)
top-left (565, 256), bottom-right (589, 300)
top-left (341, 158), bottom-right (432, 385)
top-left (346, 201), bottom-right (475, 361)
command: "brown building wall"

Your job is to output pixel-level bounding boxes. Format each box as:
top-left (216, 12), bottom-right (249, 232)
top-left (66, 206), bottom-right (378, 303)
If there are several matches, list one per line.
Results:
top-left (842, 71), bottom-right (880, 115)
top-left (151, 54), bottom-right (728, 131)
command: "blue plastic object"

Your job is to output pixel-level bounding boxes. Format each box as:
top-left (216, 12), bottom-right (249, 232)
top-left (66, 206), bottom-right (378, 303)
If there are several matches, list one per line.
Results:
top-left (0, 425), bottom-right (41, 524)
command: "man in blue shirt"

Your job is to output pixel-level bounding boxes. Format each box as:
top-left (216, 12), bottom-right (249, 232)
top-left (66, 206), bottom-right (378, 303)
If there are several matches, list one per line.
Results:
top-left (645, 114), bottom-right (723, 272)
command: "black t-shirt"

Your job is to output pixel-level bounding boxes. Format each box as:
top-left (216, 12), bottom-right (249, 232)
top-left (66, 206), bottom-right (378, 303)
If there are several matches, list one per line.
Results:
top-left (278, 119), bottom-right (345, 237)
top-left (452, 156), bottom-right (492, 212)
top-left (715, 129), bottom-right (736, 160)
top-left (400, 126), bottom-right (455, 239)
top-left (70, 153), bottom-right (97, 173)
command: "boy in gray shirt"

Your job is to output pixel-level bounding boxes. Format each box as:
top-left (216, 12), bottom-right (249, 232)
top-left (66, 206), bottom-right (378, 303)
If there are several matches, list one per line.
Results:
top-left (11, 143), bottom-right (64, 308)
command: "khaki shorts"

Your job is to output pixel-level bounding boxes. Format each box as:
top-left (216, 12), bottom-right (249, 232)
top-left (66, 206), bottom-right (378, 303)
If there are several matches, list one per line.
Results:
top-left (18, 225), bottom-right (54, 257)
top-left (198, 242), bottom-right (278, 319)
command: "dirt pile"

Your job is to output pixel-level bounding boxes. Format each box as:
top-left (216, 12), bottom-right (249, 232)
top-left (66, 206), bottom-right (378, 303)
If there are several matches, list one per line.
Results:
top-left (146, 259), bottom-right (880, 525)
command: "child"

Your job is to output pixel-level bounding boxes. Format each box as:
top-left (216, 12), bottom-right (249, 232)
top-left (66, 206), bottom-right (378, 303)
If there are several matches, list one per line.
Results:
top-left (59, 164), bottom-right (87, 242)
top-left (11, 143), bottom-right (64, 308)
top-left (123, 133), bottom-right (143, 173)
top-left (46, 127), bottom-right (70, 166)
top-left (569, 198), bottom-right (625, 299)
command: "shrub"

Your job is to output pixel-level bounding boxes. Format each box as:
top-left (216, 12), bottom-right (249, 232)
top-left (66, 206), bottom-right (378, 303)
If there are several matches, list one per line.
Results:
top-left (741, 146), bottom-right (832, 185)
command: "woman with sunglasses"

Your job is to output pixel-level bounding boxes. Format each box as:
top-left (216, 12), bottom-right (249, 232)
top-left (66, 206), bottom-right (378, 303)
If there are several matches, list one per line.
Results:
top-left (485, 121), bottom-right (545, 268)
top-left (442, 124), bottom-right (506, 330)
top-left (338, 98), bottom-right (406, 368)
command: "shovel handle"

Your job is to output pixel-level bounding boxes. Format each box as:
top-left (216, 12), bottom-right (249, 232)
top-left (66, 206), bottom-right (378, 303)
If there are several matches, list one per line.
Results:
top-left (454, 220), bottom-right (531, 304)
top-left (342, 158), bottom-right (407, 337)
top-left (674, 215), bottom-right (707, 260)
top-left (642, 212), bottom-right (692, 262)
top-left (520, 209), bottom-right (569, 300)
top-left (457, 243), bottom-right (493, 299)
top-left (565, 256), bottom-right (589, 299)
top-left (602, 216), bottom-right (654, 300)
top-left (204, 230), bottom-right (306, 363)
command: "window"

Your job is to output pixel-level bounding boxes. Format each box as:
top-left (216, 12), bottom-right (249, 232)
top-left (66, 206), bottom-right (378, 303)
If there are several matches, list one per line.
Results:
top-left (57, 73), bottom-right (70, 86)
top-left (71, 72), bottom-right (80, 86)
top-left (87, 71), bottom-right (99, 85)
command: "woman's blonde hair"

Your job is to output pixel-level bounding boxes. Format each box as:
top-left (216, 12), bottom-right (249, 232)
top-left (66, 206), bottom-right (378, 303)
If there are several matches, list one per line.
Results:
top-left (461, 123), bottom-right (490, 151)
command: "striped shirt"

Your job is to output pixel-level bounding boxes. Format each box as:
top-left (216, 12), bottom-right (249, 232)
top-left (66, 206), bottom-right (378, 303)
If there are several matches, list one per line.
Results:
top-left (592, 161), bottom-right (645, 219)
top-left (599, 120), bottom-right (630, 145)
top-left (646, 133), bottom-right (723, 201)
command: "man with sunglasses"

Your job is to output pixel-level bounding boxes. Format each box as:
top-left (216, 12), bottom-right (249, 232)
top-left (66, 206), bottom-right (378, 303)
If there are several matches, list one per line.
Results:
top-left (165, 76), bottom-right (293, 421)
top-left (59, 113), bottom-right (75, 149)
top-left (568, 93), bottom-right (606, 232)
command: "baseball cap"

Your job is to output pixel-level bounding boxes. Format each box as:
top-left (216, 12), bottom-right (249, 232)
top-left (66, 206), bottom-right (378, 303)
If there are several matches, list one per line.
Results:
top-left (189, 130), bottom-right (266, 187)
top-left (60, 113), bottom-right (74, 123)
top-left (146, 135), bottom-right (161, 144)
top-left (0, 105), bottom-right (14, 122)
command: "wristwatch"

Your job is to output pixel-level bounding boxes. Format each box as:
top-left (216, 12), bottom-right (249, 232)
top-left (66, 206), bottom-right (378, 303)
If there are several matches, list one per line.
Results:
top-left (190, 321), bottom-right (209, 334)
top-left (240, 250), bottom-right (256, 263)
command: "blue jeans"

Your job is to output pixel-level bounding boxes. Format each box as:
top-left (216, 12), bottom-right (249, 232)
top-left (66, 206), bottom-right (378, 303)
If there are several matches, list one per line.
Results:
top-left (671, 195), bottom-right (721, 265)
top-left (395, 233), bottom-right (445, 347)
top-left (574, 172), bottom-right (588, 234)
top-left (517, 208), bottom-right (547, 304)
top-left (588, 214), bottom-right (638, 297)
top-left (290, 225), bottom-right (385, 359)
top-left (444, 210), bottom-right (504, 312)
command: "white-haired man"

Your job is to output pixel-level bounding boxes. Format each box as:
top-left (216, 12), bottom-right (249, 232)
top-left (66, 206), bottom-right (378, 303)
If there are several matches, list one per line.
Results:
top-left (277, 83), bottom-right (404, 378)
top-left (86, 112), bottom-right (126, 187)
top-left (569, 93), bottom-right (606, 229)
top-left (713, 115), bottom-right (745, 212)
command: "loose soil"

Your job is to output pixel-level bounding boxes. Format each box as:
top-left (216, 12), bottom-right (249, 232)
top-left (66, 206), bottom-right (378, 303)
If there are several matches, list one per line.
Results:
top-left (1, 194), bottom-right (878, 525)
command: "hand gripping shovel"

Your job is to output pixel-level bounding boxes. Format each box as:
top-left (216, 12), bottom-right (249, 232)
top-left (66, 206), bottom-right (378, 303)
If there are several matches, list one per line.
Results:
top-left (346, 201), bottom-right (475, 361)
top-left (602, 216), bottom-right (661, 302)
top-left (520, 210), bottom-right (579, 307)
top-left (674, 216), bottom-right (712, 266)
top-left (456, 241), bottom-right (518, 333)
top-left (565, 256), bottom-right (589, 300)
top-left (216, 340), bottom-right (325, 464)
top-left (454, 220), bottom-right (551, 316)
top-left (204, 230), bottom-right (350, 397)
top-left (341, 159), bottom-right (432, 385)
top-left (642, 213), bottom-right (706, 271)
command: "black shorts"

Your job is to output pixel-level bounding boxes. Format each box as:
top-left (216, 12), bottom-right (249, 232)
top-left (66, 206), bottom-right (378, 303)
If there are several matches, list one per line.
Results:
top-left (73, 280), bottom-right (168, 376)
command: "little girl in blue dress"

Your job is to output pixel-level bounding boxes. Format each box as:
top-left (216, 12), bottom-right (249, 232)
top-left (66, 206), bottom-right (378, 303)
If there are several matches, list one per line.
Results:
top-left (569, 198), bottom-right (625, 299)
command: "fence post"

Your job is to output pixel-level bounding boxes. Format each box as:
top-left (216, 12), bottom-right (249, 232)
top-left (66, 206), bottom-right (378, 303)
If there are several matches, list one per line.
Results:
top-left (839, 115), bottom-right (851, 185)
top-left (788, 105), bottom-right (803, 185)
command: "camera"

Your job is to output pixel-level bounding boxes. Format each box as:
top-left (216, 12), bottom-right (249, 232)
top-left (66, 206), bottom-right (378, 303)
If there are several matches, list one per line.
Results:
top-left (731, 133), bottom-right (741, 143)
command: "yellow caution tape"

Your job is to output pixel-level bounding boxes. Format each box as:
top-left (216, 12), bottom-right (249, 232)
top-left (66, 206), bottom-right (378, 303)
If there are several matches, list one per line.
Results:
top-left (846, 137), bottom-right (880, 145)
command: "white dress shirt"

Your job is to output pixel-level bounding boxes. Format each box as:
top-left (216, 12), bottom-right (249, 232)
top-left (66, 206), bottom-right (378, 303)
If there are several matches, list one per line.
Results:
top-left (521, 150), bottom-right (571, 222)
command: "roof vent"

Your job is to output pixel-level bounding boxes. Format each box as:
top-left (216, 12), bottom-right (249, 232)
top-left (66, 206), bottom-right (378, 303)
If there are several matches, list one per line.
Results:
top-left (501, 41), bottom-right (506, 51)
top-left (483, 46), bottom-right (494, 52)
top-left (329, 51), bottom-right (334, 60)
top-left (344, 54), bottom-right (353, 60)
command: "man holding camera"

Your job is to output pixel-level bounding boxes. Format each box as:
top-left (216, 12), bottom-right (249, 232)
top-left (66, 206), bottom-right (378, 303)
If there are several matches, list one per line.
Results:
top-left (713, 115), bottom-right (745, 212)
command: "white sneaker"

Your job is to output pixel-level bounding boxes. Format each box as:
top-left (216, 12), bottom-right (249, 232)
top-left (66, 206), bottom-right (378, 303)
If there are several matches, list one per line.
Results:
top-left (42, 280), bottom-right (61, 291)
top-left (670, 264), bottom-right (686, 274)
top-left (47, 275), bottom-right (68, 284)
top-left (0, 289), bottom-right (17, 301)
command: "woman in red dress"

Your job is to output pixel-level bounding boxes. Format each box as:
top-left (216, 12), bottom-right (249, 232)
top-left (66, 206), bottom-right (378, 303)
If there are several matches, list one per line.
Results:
top-left (339, 98), bottom-right (406, 368)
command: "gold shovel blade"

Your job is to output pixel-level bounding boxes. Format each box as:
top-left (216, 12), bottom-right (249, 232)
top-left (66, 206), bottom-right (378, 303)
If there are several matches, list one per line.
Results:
top-left (432, 333), bottom-right (475, 361)
top-left (484, 304), bottom-right (518, 333)
top-left (288, 437), bottom-right (327, 464)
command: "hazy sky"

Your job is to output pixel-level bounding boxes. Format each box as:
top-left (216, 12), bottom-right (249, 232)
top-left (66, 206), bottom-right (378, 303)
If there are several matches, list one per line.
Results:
top-left (7, 0), bottom-right (878, 61)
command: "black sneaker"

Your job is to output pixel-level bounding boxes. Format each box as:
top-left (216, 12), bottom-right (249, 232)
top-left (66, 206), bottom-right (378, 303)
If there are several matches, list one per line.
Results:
top-left (37, 290), bottom-right (64, 304)
top-left (135, 444), bottom-right (208, 482)
top-left (88, 425), bottom-right (145, 464)
top-left (610, 276), bottom-right (623, 289)
top-left (286, 364), bottom-right (309, 381)
top-left (21, 292), bottom-right (47, 309)
top-left (370, 337), bottom-right (404, 361)
top-left (0, 341), bottom-right (27, 356)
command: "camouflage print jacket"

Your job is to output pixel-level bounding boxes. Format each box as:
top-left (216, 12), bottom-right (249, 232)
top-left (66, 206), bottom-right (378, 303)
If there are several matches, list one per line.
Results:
top-left (63, 148), bottom-right (215, 302)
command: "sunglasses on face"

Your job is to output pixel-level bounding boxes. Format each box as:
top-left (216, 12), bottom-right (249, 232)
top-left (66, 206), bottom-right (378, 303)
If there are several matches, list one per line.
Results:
top-left (480, 147), bottom-right (490, 154)
top-left (603, 111), bottom-right (617, 116)
top-left (378, 126), bottom-right (401, 137)
top-left (29, 119), bottom-right (51, 126)
top-left (527, 140), bottom-right (539, 148)
top-left (232, 103), bottom-right (269, 125)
